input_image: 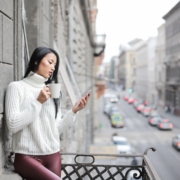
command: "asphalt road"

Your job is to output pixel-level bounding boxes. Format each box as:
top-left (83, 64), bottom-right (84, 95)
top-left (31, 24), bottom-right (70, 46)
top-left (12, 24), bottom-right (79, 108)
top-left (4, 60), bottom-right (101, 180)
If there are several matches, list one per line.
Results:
top-left (93, 92), bottom-right (180, 180)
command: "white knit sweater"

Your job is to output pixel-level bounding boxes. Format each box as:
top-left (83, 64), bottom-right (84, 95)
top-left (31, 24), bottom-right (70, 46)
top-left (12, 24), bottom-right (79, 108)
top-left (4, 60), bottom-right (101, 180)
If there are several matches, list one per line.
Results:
top-left (5, 72), bottom-right (76, 155)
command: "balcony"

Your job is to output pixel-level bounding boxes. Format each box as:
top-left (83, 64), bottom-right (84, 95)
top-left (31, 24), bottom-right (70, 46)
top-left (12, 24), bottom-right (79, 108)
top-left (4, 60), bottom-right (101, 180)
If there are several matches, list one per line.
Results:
top-left (94, 34), bottom-right (106, 57)
top-left (2, 147), bottom-right (160, 180)
top-left (61, 147), bottom-right (161, 180)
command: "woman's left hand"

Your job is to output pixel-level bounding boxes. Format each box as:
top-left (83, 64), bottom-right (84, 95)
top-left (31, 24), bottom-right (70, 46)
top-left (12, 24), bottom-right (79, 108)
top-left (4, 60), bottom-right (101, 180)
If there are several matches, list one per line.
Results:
top-left (72, 92), bottom-right (91, 114)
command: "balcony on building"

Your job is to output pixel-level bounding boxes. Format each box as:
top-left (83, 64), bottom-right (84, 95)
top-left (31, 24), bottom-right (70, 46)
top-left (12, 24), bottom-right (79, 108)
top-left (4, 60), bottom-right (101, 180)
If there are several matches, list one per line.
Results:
top-left (94, 34), bottom-right (106, 98)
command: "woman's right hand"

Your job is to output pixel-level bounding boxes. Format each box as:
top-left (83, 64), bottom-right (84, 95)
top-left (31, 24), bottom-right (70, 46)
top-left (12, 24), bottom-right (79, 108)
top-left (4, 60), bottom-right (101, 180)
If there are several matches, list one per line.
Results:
top-left (36, 86), bottom-right (51, 104)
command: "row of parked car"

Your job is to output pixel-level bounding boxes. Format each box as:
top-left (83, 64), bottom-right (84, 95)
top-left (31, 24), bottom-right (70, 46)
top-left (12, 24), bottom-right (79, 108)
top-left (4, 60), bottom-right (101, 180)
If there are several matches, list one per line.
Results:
top-left (124, 95), bottom-right (173, 130)
top-left (123, 95), bottom-right (180, 151)
top-left (103, 93), bottom-right (124, 128)
top-left (124, 95), bottom-right (154, 116)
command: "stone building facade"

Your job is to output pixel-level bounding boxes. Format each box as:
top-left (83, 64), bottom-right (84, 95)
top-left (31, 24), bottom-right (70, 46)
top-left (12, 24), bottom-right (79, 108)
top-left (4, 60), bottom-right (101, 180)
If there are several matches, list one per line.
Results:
top-left (155, 24), bottom-right (166, 107)
top-left (117, 51), bottom-right (126, 90)
top-left (117, 49), bottom-right (136, 92)
top-left (124, 50), bottom-right (136, 92)
top-left (147, 37), bottom-right (157, 105)
top-left (0, 0), bottom-right (100, 179)
top-left (163, 1), bottom-right (180, 115)
top-left (116, 40), bottom-right (144, 94)
top-left (134, 42), bottom-right (148, 100)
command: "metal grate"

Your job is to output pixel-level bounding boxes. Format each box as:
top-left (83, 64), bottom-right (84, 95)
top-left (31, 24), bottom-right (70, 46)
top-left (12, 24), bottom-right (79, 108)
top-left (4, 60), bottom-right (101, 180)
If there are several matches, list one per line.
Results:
top-left (61, 147), bottom-right (161, 180)
top-left (62, 164), bottom-right (143, 180)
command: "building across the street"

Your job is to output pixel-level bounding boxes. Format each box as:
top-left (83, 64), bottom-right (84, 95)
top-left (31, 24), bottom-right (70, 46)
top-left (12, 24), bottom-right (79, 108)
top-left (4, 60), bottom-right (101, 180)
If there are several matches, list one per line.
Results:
top-left (116, 40), bottom-right (139, 92)
top-left (155, 24), bottom-right (166, 108)
top-left (134, 41), bottom-right (148, 100)
top-left (147, 37), bottom-right (157, 106)
top-left (163, 1), bottom-right (180, 115)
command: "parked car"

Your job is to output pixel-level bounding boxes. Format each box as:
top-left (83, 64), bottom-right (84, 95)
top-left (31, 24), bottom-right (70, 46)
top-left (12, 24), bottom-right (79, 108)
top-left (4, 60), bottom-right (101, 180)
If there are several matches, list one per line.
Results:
top-left (128, 97), bottom-right (134, 104)
top-left (172, 134), bottom-right (180, 151)
top-left (103, 93), bottom-right (119, 104)
top-left (112, 136), bottom-right (132, 154)
top-left (109, 96), bottom-right (119, 103)
top-left (133, 101), bottom-right (139, 108)
top-left (137, 104), bottom-right (144, 113)
top-left (142, 107), bottom-right (152, 117)
top-left (110, 112), bottom-right (124, 128)
top-left (133, 99), bottom-right (143, 109)
top-left (103, 103), bottom-right (113, 115)
top-left (133, 98), bottom-right (137, 104)
top-left (156, 119), bottom-right (173, 130)
top-left (124, 95), bottom-right (129, 101)
top-left (108, 106), bottom-right (120, 119)
top-left (143, 100), bottom-right (148, 106)
top-left (149, 110), bottom-right (160, 117)
top-left (149, 115), bottom-right (164, 126)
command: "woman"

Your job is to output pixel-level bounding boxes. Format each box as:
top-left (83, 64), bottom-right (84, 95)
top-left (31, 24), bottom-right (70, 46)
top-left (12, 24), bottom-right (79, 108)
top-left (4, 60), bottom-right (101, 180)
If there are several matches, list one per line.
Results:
top-left (5, 47), bottom-right (90, 180)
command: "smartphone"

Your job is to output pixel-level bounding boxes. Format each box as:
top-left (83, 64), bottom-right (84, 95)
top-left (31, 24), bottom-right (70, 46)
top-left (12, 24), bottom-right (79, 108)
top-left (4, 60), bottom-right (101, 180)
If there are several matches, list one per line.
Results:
top-left (84, 90), bottom-right (91, 98)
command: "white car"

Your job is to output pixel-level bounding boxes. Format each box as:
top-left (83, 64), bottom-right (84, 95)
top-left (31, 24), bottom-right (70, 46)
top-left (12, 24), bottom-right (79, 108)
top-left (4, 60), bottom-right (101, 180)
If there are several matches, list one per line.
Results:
top-left (103, 93), bottom-right (119, 104)
top-left (172, 134), bottom-right (180, 150)
top-left (103, 103), bottom-right (113, 115)
top-left (127, 170), bottom-right (142, 180)
top-left (112, 136), bottom-right (132, 154)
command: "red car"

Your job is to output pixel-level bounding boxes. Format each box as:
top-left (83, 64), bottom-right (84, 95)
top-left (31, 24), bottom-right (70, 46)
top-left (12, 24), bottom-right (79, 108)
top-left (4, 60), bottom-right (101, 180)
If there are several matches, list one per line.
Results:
top-left (142, 107), bottom-right (151, 116)
top-left (133, 99), bottom-right (137, 103)
top-left (137, 104), bottom-right (144, 113)
top-left (124, 95), bottom-right (129, 101)
top-left (128, 97), bottom-right (134, 104)
top-left (144, 101), bottom-right (148, 106)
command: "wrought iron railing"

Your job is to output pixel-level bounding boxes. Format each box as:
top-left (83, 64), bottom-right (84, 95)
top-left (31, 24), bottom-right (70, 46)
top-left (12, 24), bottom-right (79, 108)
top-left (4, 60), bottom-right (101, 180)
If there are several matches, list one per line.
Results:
top-left (61, 147), bottom-right (161, 180)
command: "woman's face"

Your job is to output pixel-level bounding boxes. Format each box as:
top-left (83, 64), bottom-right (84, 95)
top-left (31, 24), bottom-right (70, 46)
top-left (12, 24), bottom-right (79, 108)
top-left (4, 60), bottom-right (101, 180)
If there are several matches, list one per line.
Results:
top-left (35, 53), bottom-right (57, 78)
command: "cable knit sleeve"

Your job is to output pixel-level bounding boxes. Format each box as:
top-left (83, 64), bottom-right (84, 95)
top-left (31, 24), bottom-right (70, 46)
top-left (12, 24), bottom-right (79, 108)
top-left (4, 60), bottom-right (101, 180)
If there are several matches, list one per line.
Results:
top-left (56, 107), bottom-right (76, 134)
top-left (5, 82), bottom-right (42, 133)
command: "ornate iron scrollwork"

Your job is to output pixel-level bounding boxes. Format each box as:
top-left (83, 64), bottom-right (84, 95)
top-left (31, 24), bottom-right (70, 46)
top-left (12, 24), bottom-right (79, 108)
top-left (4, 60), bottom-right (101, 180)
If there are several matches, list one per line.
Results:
top-left (61, 153), bottom-right (149, 180)
top-left (125, 167), bottom-right (143, 179)
top-left (144, 147), bottom-right (156, 155)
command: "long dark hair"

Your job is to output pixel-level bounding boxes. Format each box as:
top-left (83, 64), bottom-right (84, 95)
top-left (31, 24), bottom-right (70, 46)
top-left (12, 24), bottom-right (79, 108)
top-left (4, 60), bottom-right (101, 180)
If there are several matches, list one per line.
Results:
top-left (24, 47), bottom-right (60, 118)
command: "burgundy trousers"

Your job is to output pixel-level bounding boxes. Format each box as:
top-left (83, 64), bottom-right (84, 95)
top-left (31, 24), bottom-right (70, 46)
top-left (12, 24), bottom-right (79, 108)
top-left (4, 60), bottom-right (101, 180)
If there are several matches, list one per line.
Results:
top-left (14, 152), bottom-right (62, 180)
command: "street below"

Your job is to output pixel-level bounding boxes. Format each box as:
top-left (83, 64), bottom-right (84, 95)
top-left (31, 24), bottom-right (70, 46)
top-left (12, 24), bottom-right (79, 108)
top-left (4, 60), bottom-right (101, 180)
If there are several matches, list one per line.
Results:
top-left (93, 91), bottom-right (180, 180)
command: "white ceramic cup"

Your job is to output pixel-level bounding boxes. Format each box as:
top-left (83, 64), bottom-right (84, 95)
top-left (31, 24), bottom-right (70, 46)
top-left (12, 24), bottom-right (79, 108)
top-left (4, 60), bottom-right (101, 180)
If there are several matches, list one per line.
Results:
top-left (48, 84), bottom-right (61, 98)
